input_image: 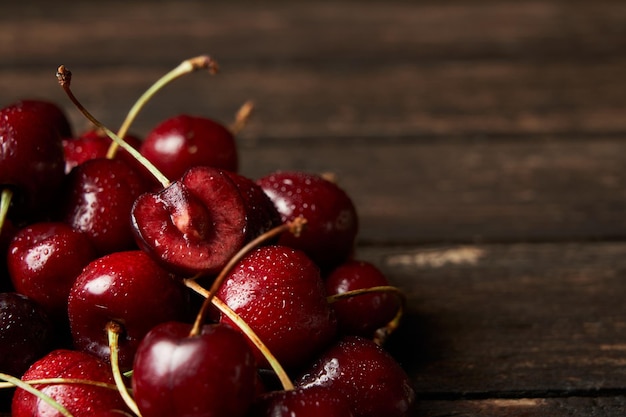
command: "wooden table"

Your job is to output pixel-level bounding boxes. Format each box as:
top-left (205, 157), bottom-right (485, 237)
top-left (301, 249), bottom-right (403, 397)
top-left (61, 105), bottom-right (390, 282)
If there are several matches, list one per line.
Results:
top-left (3, 1), bottom-right (626, 415)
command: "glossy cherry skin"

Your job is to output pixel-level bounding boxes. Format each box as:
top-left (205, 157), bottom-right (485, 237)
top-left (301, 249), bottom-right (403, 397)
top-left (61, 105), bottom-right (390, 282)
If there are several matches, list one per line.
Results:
top-left (257, 171), bottom-right (358, 272)
top-left (132, 321), bottom-right (257, 417)
top-left (11, 349), bottom-right (129, 417)
top-left (63, 129), bottom-right (143, 175)
top-left (217, 245), bottom-right (337, 371)
top-left (0, 292), bottom-right (54, 377)
top-left (297, 336), bottom-right (415, 417)
top-left (8, 222), bottom-right (97, 320)
top-left (140, 114), bottom-right (238, 180)
top-left (250, 386), bottom-right (354, 417)
top-left (131, 166), bottom-right (247, 277)
top-left (60, 157), bottom-right (149, 256)
top-left (67, 250), bottom-right (190, 370)
top-left (326, 260), bottom-right (400, 338)
top-left (8, 99), bottom-right (73, 138)
top-left (0, 100), bottom-right (66, 221)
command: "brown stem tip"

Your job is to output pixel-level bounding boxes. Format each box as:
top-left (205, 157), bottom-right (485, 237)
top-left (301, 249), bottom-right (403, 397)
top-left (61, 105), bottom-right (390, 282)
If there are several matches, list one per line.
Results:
top-left (189, 55), bottom-right (219, 74)
top-left (56, 65), bottom-right (71, 86)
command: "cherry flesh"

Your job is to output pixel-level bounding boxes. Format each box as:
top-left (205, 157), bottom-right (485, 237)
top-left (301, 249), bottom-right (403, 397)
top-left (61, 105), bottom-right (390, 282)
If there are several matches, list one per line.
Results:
top-left (131, 166), bottom-right (247, 277)
top-left (8, 222), bottom-right (97, 321)
top-left (140, 114), bottom-right (238, 180)
top-left (257, 171), bottom-right (358, 272)
top-left (217, 245), bottom-right (337, 371)
top-left (326, 260), bottom-right (400, 338)
top-left (11, 349), bottom-right (129, 417)
top-left (297, 335), bottom-right (415, 417)
top-left (67, 250), bottom-right (190, 370)
top-left (132, 321), bottom-right (257, 417)
top-left (0, 100), bottom-right (66, 222)
top-left (60, 157), bottom-right (149, 256)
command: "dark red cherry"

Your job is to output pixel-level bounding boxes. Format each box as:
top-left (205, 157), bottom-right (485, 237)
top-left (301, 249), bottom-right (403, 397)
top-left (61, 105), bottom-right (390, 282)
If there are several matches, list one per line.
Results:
top-left (63, 129), bottom-right (143, 175)
top-left (140, 114), bottom-right (238, 180)
top-left (250, 386), bottom-right (354, 417)
top-left (11, 349), bottom-right (128, 417)
top-left (132, 321), bottom-right (257, 417)
top-left (131, 166), bottom-right (247, 277)
top-left (224, 170), bottom-right (282, 243)
top-left (297, 336), bottom-right (415, 417)
top-left (8, 222), bottom-right (97, 321)
top-left (60, 157), bottom-right (149, 256)
top-left (67, 250), bottom-right (190, 370)
top-left (8, 99), bottom-right (72, 138)
top-left (0, 292), bottom-right (54, 378)
top-left (257, 171), bottom-right (358, 272)
top-left (217, 245), bottom-right (337, 370)
top-left (0, 100), bottom-right (66, 221)
top-left (326, 260), bottom-right (400, 338)
top-left (0, 219), bottom-right (18, 292)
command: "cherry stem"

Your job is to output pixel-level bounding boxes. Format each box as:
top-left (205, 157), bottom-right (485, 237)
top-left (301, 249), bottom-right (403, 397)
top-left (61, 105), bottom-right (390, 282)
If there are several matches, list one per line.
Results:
top-left (229, 100), bottom-right (255, 135)
top-left (184, 280), bottom-right (295, 391)
top-left (0, 372), bottom-right (75, 417)
top-left (188, 216), bottom-right (307, 337)
top-left (327, 285), bottom-right (407, 346)
top-left (0, 378), bottom-right (118, 391)
top-left (56, 65), bottom-right (171, 188)
top-left (0, 188), bottom-right (12, 235)
top-left (107, 55), bottom-right (219, 159)
top-left (106, 321), bottom-right (142, 417)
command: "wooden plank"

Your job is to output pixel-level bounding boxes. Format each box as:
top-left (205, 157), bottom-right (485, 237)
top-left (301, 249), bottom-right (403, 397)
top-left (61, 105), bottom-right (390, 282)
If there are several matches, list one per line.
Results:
top-left (239, 134), bottom-right (626, 244)
top-left (356, 242), bottom-right (626, 395)
top-left (0, 1), bottom-right (624, 137)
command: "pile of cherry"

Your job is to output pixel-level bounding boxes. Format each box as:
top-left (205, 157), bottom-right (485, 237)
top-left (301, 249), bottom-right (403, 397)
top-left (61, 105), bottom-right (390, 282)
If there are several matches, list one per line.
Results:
top-left (0, 56), bottom-right (415, 417)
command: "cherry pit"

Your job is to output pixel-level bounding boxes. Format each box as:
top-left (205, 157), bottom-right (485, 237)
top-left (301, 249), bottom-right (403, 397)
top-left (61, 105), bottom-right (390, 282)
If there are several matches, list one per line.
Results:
top-left (0, 55), bottom-right (415, 417)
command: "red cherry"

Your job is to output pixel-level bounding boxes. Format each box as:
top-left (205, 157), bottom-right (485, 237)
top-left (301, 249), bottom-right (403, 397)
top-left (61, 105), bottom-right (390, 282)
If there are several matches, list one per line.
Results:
top-left (257, 171), bottom-right (359, 272)
top-left (60, 158), bottom-right (149, 256)
top-left (297, 336), bottom-right (415, 417)
top-left (62, 129), bottom-right (143, 175)
top-left (132, 321), bottom-right (257, 417)
top-left (8, 222), bottom-right (97, 321)
top-left (217, 245), bottom-right (337, 370)
top-left (0, 292), bottom-right (54, 378)
top-left (67, 250), bottom-right (190, 370)
top-left (0, 100), bottom-right (66, 221)
top-left (131, 166), bottom-right (247, 277)
top-left (326, 260), bottom-right (400, 338)
top-left (11, 349), bottom-right (128, 417)
top-left (250, 386), bottom-right (354, 417)
top-left (140, 114), bottom-right (238, 180)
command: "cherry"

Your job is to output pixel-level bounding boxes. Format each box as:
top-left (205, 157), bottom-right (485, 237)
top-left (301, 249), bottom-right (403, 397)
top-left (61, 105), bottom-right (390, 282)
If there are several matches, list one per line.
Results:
top-left (250, 385), bottom-right (354, 417)
top-left (257, 171), bottom-right (359, 272)
top-left (59, 157), bottom-right (149, 256)
top-left (63, 129), bottom-right (143, 175)
top-left (7, 222), bottom-right (97, 321)
top-left (326, 260), bottom-right (401, 338)
top-left (140, 114), bottom-right (238, 180)
top-left (0, 100), bottom-right (66, 223)
top-left (132, 321), bottom-right (257, 417)
top-left (11, 349), bottom-right (128, 417)
top-left (217, 245), bottom-right (337, 371)
top-left (131, 166), bottom-right (247, 277)
top-left (7, 99), bottom-right (72, 138)
top-left (67, 250), bottom-right (190, 370)
top-left (297, 335), bottom-right (415, 417)
top-left (0, 292), bottom-right (54, 378)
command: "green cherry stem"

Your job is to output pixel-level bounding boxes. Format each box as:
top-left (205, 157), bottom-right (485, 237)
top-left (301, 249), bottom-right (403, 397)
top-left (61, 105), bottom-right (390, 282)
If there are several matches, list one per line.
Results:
top-left (56, 65), bottom-right (170, 189)
top-left (327, 285), bottom-right (407, 346)
top-left (0, 372), bottom-right (75, 417)
top-left (107, 55), bottom-right (219, 159)
top-left (0, 378), bottom-right (118, 391)
top-left (0, 188), bottom-right (13, 235)
top-left (107, 321), bottom-right (142, 417)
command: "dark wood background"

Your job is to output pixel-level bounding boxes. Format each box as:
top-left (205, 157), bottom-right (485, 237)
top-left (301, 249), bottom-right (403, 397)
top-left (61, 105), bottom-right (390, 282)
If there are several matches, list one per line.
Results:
top-left (3, 1), bottom-right (626, 416)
